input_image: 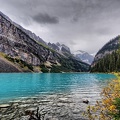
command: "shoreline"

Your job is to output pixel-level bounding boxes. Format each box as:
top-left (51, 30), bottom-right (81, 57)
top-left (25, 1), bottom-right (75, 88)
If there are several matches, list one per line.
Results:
top-left (0, 93), bottom-right (90, 120)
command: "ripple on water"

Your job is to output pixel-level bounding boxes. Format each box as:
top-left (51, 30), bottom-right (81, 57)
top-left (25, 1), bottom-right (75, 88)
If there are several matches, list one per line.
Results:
top-left (0, 73), bottom-right (116, 119)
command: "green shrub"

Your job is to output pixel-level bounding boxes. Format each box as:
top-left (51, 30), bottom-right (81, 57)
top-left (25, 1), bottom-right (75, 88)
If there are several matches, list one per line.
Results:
top-left (112, 98), bottom-right (120, 119)
top-left (40, 65), bottom-right (49, 73)
top-left (5, 55), bottom-right (33, 71)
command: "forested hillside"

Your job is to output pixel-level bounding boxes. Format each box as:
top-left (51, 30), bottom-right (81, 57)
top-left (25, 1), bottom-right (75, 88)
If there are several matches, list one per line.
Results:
top-left (91, 36), bottom-right (120, 72)
top-left (91, 50), bottom-right (120, 72)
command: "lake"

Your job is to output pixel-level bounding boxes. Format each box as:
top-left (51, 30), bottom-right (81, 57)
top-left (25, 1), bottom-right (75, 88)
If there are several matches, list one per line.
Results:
top-left (0, 73), bottom-right (116, 102)
top-left (0, 73), bottom-right (116, 119)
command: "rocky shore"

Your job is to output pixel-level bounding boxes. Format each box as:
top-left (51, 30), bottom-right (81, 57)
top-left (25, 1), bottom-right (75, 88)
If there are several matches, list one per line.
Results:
top-left (0, 93), bottom-right (91, 120)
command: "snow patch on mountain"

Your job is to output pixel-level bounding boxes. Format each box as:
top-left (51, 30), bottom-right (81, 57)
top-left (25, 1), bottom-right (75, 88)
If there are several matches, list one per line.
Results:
top-left (48, 42), bottom-right (71, 56)
top-left (73, 50), bottom-right (94, 65)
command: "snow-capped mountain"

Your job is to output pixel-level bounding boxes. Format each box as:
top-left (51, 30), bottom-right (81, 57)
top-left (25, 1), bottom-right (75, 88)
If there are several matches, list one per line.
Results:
top-left (48, 42), bottom-right (71, 56)
top-left (73, 50), bottom-right (94, 65)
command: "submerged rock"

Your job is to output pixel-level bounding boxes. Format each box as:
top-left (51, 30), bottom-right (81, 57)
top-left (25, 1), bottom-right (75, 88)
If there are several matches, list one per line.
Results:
top-left (0, 94), bottom-right (90, 120)
top-left (0, 104), bottom-right (10, 108)
top-left (83, 100), bottom-right (89, 104)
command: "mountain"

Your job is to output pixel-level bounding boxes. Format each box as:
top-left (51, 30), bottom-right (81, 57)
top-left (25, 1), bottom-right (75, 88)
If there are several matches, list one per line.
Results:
top-left (0, 11), bottom-right (90, 72)
top-left (0, 53), bottom-right (21, 72)
top-left (0, 11), bottom-right (47, 46)
top-left (48, 42), bottom-right (71, 57)
top-left (48, 43), bottom-right (94, 65)
top-left (73, 50), bottom-right (94, 65)
top-left (91, 35), bottom-right (120, 72)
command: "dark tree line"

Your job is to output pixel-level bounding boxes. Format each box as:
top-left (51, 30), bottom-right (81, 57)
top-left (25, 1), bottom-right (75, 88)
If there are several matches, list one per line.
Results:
top-left (91, 50), bottom-right (120, 72)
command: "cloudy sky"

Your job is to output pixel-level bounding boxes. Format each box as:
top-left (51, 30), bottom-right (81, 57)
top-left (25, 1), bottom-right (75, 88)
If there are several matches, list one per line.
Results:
top-left (0, 0), bottom-right (120, 54)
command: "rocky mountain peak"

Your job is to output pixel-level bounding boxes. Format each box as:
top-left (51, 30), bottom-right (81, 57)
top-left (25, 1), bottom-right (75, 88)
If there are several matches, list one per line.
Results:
top-left (48, 42), bottom-right (71, 56)
top-left (56, 42), bottom-right (61, 46)
top-left (73, 50), bottom-right (87, 55)
top-left (73, 50), bottom-right (94, 65)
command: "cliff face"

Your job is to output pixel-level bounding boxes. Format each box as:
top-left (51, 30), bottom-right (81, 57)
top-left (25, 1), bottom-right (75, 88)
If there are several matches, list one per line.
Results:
top-left (0, 11), bottom-right (90, 72)
top-left (0, 13), bottom-right (60, 66)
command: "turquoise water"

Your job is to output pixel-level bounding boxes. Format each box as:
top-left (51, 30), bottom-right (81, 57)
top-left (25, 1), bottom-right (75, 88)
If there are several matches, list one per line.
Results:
top-left (0, 73), bottom-right (116, 102)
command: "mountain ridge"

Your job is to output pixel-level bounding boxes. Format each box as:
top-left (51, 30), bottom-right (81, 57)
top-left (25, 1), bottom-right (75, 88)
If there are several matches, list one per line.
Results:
top-left (0, 11), bottom-right (90, 72)
top-left (0, 11), bottom-right (47, 46)
top-left (73, 50), bottom-right (94, 65)
top-left (92, 35), bottom-right (120, 66)
top-left (48, 42), bottom-right (71, 57)
top-left (91, 35), bottom-right (120, 72)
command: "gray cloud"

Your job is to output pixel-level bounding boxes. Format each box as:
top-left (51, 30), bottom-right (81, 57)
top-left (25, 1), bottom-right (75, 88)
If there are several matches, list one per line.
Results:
top-left (0, 0), bottom-right (120, 54)
top-left (33, 13), bottom-right (59, 24)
